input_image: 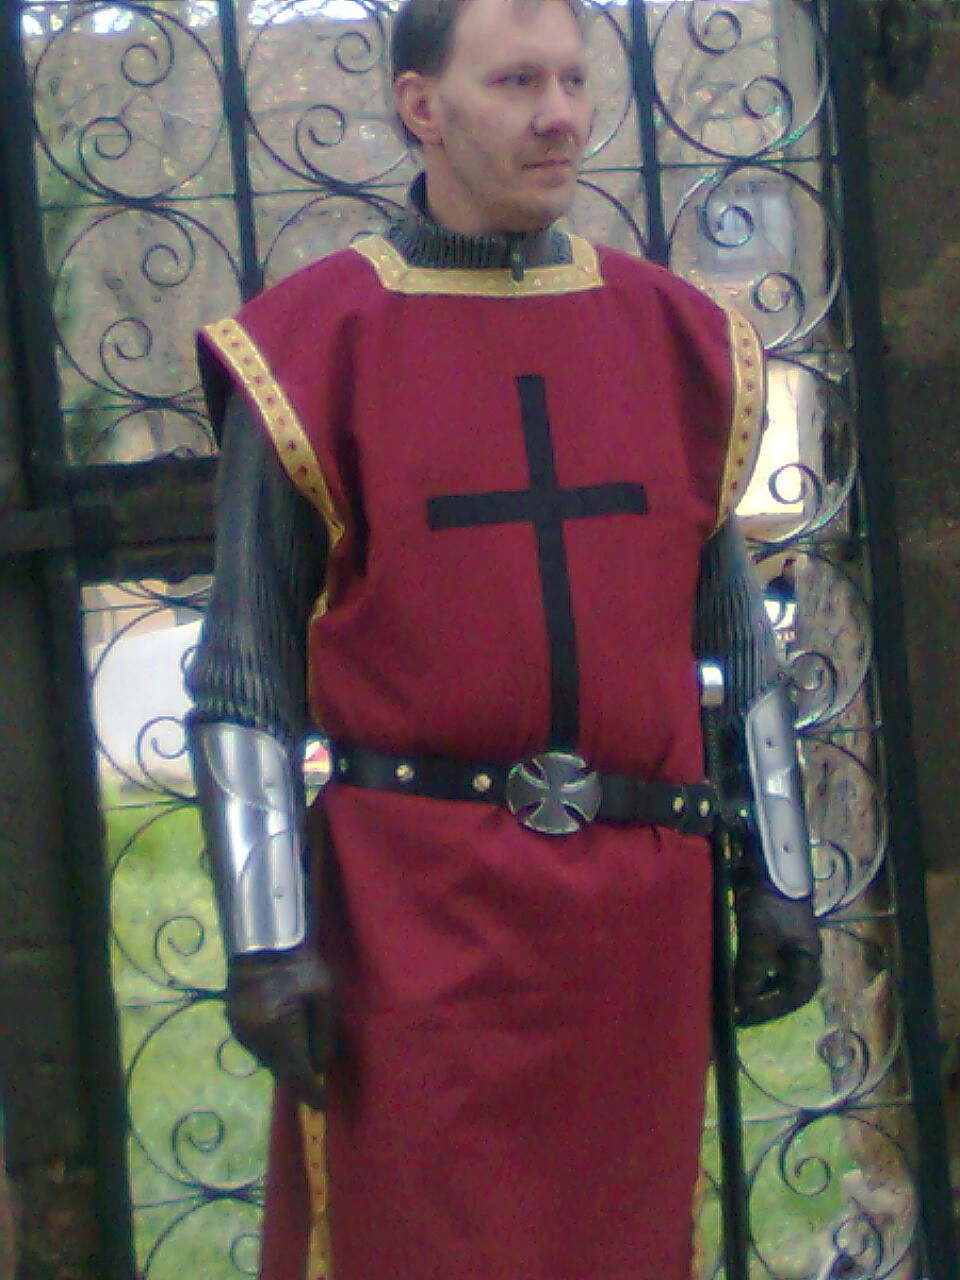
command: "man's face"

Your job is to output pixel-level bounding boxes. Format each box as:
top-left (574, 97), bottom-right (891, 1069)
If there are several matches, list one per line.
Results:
top-left (397, 0), bottom-right (593, 234)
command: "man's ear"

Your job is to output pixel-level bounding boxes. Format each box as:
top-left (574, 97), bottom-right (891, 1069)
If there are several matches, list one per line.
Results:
top-left (394, 71), bottom-right (443, 148)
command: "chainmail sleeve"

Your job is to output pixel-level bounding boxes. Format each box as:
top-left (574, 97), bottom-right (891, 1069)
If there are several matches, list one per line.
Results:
top-left (693, 515), bottom-right (779, 719)
top-left (186, 392), bottom-right (329, 748)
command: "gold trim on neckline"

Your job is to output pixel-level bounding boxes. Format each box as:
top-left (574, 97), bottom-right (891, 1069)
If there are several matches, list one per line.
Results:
top-left (351, 233), bottom-right (602, 297)
top-left (201, 317), bottom-right (345, 548)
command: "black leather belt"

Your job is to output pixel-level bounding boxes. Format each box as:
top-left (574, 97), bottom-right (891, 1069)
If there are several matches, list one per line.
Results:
top-left (330, 744), bottom-right (718, 837)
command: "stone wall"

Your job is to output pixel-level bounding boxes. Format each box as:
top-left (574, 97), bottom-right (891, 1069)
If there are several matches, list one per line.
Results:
top-left (0, 90), bottom-right (111, 1280)
top-left (863, 19), bottom-right (960, 1191)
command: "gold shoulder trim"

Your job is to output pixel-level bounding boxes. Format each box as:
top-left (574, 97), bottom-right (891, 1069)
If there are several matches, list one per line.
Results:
top-left (350, 233), bottom-right (602, 297)
top-left (202, 317), bottom-right (345, 548)
top-left (715, 307), bottom-right (765, 529)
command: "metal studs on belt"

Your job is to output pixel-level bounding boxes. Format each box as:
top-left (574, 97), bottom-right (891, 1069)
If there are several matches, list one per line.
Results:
top-left (472, 772), bottom-right (493, 794)
top-left (395, 762), bottom-right (415, 783)
top-left (672, 794), bottom-right (686, 815)
top-left (698, 797), bottom-right (712, 818)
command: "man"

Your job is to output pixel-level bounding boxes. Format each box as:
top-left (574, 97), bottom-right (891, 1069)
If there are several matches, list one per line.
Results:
top-left (187, 0), bottom-right (821, 1276)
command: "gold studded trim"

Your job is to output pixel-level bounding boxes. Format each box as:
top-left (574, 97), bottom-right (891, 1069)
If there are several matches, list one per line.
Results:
top-left (350, 233), bottom-right (602, 297)
top-left (715, 306), bottom-right (765, 529)
top-left (309, 590), bottom-right (331, 625)
top-left (300, 1103), bottom-right (334, 1280)
top-left (201, 317), bottom-right (346, 548)
top-left (690, 1165), bottom-right (708, 1280)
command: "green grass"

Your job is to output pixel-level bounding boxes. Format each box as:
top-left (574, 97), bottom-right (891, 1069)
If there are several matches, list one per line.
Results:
top-left (106, 791), bottom-right (270, 1279)
top-left (105, 790), bottom-right (891, 1279)
top-left (699, 1008), bottom-right (858, 1277)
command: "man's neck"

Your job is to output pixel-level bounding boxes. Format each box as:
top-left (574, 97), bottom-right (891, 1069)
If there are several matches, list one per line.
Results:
top-left (386, 173), bottom-right (571, 278)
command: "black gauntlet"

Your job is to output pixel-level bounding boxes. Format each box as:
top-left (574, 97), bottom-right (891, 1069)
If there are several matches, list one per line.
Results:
top-left (695, 520), bottom-right (822, 1027)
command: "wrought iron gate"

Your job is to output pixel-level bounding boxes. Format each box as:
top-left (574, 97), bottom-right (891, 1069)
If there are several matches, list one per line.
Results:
top-left (0, 0), bottom-right (955, 1276)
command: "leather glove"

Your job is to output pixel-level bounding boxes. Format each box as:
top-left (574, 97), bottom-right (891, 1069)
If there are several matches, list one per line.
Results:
top-left (733, 880), bottom-right (822, 1027)
top-left (225, 945), bottom-right (334, 1110)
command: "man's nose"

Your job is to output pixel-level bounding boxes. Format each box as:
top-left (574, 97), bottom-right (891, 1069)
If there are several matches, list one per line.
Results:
top-left (532, 77), bottom-right (579, 135)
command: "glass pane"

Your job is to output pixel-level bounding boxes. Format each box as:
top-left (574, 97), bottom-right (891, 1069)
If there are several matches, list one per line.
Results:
top-left (569, 1), bottom-right (646, 251)
top-left (83, 580), bottom-right (269, 1279)
top-left (23, 2), bottom-right (238, 463)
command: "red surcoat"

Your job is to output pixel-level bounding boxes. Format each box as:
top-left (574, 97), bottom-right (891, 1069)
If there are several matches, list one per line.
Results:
top-left (201, 234), bottom-right (764, 1280)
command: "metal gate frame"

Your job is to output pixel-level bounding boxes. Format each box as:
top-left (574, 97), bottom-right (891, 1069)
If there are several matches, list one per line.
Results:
top-left (0, 0), bottom-right (955, 1275)
top-left (0, 15), bottom-right (214, 1277)
top-left (825, 1), bottom-right (955, 1272)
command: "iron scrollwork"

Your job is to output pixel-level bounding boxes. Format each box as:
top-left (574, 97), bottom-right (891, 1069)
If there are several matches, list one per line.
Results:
top-left (85, 578), bottom-right (270, 1276)
top-left (639, 1), bottom-right (924, 1275)
top-left (26, 0), bottom-right (932, 1274)
top-left (25, 2), bottom-right (235, 462)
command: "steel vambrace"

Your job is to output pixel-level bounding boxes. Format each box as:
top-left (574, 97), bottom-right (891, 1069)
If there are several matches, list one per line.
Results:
top-left (743, 681), bottom-right (813, 900)
top-left (189, 722), bottom-right (308, 956)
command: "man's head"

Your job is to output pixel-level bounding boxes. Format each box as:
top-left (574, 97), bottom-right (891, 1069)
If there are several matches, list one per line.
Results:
top-left (392, 0), bottom-right (593, 235)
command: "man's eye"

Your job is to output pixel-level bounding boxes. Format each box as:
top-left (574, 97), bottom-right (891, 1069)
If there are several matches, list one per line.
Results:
top-left (501, 72), bottom-right (536, 87)
top-left (563, 72), bottom-right (587, 89)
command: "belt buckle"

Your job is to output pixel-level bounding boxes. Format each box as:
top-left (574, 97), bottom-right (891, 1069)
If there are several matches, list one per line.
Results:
top-left (506, 751), bottom-right (601, 836)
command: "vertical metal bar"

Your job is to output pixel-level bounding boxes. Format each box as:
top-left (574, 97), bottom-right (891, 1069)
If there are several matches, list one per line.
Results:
top-left (703, 699), bottom-right (751, 1280)
top-left (628, 0), bottom-right (669, 266)
top-left (0, 7), bottom-right (136, 1278)
top-left (631, 0), bottom-right (749, 1260)
top-left (216, 0), bottom-right (263, 300)
top-left (825, 1), bottom-right (958, 1276)
top-left (711, 853), bottom-right (751, 1280)
top-left (40, 558), bottom-right (140, 1280)
top-left (0, 4), bottom-right (67, 498)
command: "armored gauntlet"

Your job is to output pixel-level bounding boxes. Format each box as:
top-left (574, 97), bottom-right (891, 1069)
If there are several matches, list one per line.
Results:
top-left (695, 520), bottom-right (822, 1028)
top-left (726, 680), bottom-right (821, 1026)
top-left (189, 721), bottom-right (332, 1108)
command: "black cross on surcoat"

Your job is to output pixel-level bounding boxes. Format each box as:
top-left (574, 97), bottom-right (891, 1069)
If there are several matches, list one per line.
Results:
top-left (426, 374), bottom-right (648, 746)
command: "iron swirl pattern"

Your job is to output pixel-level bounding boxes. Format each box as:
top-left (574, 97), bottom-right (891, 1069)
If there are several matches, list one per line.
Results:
top-left (229, 0), bottom-right (413, 281)
top-left (646, 0), bottom-right (840, 353)
top-left (86, 578), bottom-right (268, 1277)
top-left (631, 1), bottom-right (920, 1274)
top-left (42, 0), bottom-right (928, 1274)
top-left (25, 2), bottom-right (237, 463)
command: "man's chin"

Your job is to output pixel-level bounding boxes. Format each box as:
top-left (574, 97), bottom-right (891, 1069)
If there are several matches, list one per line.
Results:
top-left (509, 189), bottom-right (576, 231)
top-left (533, 192), bottom-right (576, 227)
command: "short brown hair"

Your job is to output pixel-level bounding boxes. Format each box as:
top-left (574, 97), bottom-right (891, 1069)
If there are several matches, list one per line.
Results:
top-left (391, 0), bottom-right (586, 81)
top-left (391, 0), bottom-right (468, 80)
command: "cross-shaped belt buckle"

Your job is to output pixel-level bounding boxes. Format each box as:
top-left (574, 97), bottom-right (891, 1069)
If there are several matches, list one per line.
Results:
top-left (505, 751), bottom-right (602, 835)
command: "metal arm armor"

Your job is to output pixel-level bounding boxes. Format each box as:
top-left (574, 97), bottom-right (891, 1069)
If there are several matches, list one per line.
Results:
top-left (189, 722), bottom-right (308, 956)
top-left (743, 681), bottom-right (813, 900)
